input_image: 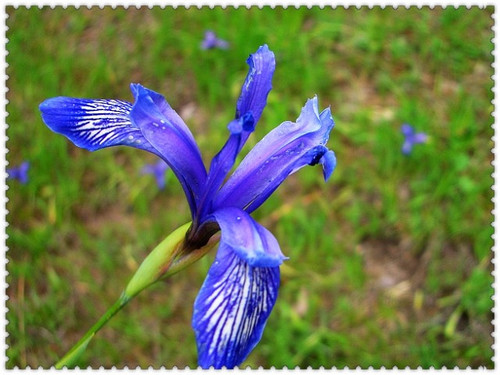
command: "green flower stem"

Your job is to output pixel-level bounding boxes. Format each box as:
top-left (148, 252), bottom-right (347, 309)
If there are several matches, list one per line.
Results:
top-left (54, 222), bottom-right (220, 368)
top-left (55, 293), bottom-right (130, 369)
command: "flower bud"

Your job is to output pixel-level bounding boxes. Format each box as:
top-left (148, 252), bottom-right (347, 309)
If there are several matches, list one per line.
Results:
top-left (124, 222), bottom-right (191, 298)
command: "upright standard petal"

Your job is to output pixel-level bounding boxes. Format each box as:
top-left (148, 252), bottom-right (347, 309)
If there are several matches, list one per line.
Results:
top-left (195, 113), bottom-right (254, 222)
top-left (196, 45), bottom-right (275, 220)
top-left (39, 97), bottom-right (158, 155)
top-left (192, 242), bottom-right (280, 369)
top-left (236, 44), bottom-right (275, 131)
top-left (213, 97), bottom-right (336, 213)
top-left (129, 84), bottom-right (207, 214)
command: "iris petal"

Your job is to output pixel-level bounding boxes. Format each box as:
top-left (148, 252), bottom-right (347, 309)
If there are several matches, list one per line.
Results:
top-left (7, 161), bottom-right (30, 184)
top-left (129, 84), bottom-right (207, 214)
top-left (196, 113), bottom-right (254, 222)
top-left (401, 123), bottom-right (414, 136)
top-left (192, 241), bottom-right (280, 369)
top-left (196, 45), bottom-right (274, 220)
top-left (413, 133), bottom-right (427, 143)
top-left (39, 97), bottom-right (158, 154)
top-left (211, 207), bottom-right (286, 267)
top-left (236, 44), bottom-right (275, 129)
top-left (214, 97), bottom-right (335, 213)
top-left (130, 84), bottom-right (200, 149)
top-left (402, 141), bottom-right (413, 155)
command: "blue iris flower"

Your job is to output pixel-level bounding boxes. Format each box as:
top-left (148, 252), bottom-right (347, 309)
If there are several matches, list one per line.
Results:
top-left (39, 45), bottom-right (336, 368)
top-left (201, 30), bottom-right (229, 50)
top-left (401, 123), bottom-right (427, 155)
top-left (7, 161), bottom-right (30, 184)
top-left (141, 159), bottom-right (170, 190)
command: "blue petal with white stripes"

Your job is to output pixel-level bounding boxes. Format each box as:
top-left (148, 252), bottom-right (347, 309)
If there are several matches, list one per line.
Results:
top-left (40, 86), bottom-right (208, 216)
top-left (39, 97), bottom-right (158, 154)
top-left (192, 241), bottom-right (280, 369)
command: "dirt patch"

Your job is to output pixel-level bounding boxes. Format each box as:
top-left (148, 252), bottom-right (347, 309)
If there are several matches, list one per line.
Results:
top-left (360, 238), bottom-right (421, 295)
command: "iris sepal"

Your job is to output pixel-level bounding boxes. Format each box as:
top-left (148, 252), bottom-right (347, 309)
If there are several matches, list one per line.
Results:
top-left (192, 242), bottom-right (280, 369)
top-left (39, 97), bottom-right (158, 153)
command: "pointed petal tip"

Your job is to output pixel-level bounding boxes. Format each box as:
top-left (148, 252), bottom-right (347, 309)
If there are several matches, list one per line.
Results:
top-left (130, 83), bottom-right (151, 100)
top-left (298, 97), bottom-right (334, 135)
top-left (248, 44), bottom-right (275, 71)
top-left (321, 111), bottom-right (335, 136)
top-left (129, 83), bottom-right (140, 96)
top-left (236, 44), bottom-right (275, 124)
top-left (256, 44), bottom-right (271, 54)
top-left (296, 96), bottom-right (320, 126)
top-left (320, 106), bottom-right (335, 127)
top-left (130, 84), bottom-right (166, 105)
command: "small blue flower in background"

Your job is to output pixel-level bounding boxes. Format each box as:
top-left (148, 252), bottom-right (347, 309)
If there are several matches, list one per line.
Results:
top-left (141, 159), bottom-right (170, 190)
top-left (7, 161), bottom-right (30, 184)
top-left (40, 45), bottom-right (336, 368)
top-left (201, 30), bottom-right (229, 50)
top-left (401, 123), bottom-right (427, 155)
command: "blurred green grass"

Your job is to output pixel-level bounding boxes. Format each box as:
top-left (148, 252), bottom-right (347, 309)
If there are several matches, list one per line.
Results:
top-left (6, 6), bottom-right (493, 369)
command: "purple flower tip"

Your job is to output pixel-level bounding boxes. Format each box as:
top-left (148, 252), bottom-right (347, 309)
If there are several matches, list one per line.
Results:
top-left (401, 123), bottom-right (427, 155)
top-left (201, 30), bottom-right (229, 50)
top-left (7, 161), bottom-right (30, 184)
top-left (141, 159), bottom-right (170, 190)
